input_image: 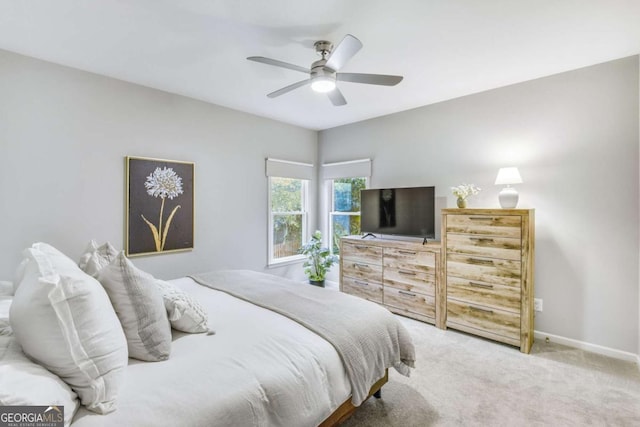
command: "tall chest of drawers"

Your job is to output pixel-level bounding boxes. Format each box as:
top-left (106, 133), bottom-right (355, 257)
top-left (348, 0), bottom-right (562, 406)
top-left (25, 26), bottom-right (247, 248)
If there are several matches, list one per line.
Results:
top-left (442, 209), bottom-right (535, 353)
top-left (340, 236), bottom-right (442, 327)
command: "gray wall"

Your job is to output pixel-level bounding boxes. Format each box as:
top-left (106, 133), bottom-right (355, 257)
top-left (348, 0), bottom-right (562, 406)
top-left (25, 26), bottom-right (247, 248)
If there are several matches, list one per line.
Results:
top-left (0, 50), bottom-right (317, 281)
top-left (319, 56), bottom-right (640, 354)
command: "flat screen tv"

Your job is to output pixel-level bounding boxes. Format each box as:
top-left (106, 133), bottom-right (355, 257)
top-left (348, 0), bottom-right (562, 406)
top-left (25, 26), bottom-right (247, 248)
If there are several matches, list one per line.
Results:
top-left (360, 186), bottom-right (435, 239)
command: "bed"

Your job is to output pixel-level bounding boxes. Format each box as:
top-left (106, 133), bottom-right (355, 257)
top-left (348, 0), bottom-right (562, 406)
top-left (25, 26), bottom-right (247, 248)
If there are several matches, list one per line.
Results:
top-left (2, 244), bottom-right (415, 427)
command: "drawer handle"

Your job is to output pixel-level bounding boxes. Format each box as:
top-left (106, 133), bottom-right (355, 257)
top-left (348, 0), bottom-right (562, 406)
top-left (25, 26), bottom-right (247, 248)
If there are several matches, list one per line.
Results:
top-left (469, 217), bottom-right (495, 221)
top-left (354, 280), bottom-right (369, 287)
top-left (355, 245), bottom-right (369, 249)
top-left (469, 305), bottom-right (494, 314)
top-left (398, 250), bottom-right (417, 255)
top-left (399, 290), bottom-right (416, 297)
top-left (353, 263), bottom-right (370, 269)
top-left (469, 282), bottom-right (494, 289)
top-left (470, 237), bottom-right (494, 243)
top-left (399, 270), bottom-right (417, 276)
top-left (467, 257), bottom-right (494, 266)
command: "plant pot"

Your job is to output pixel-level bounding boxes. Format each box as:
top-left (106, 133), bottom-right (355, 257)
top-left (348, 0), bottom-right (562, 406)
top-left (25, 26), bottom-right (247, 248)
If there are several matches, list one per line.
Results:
top-left (309, 279), bottom-right (325, 287)
top-left (456, 197), bottom-right (467, 208)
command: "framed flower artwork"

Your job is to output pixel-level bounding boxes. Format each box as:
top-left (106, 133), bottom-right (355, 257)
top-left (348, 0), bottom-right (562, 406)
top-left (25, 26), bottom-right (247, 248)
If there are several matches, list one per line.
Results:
top-left (125, 156), bottom-right (194, 256)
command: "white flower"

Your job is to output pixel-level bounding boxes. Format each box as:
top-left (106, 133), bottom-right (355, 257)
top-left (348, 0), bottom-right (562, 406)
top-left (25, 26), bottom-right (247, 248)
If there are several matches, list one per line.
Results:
top-left (451, 183), bottom-right (481, 199)
top-left (144, 167), bottom-right (184, 200)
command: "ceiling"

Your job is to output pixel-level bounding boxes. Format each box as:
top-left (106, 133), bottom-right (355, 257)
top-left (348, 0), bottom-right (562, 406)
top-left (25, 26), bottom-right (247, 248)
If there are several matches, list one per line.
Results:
top-left (1, 1), bottom-right (640, 131)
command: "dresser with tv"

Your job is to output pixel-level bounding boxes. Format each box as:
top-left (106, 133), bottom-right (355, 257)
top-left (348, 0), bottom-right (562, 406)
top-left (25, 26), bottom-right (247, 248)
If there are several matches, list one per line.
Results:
top-left (339, 236), bottom-right (444, 327)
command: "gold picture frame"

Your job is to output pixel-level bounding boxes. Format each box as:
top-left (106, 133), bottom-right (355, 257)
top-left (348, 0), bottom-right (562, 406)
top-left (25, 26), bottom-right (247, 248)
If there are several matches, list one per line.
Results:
top-left (125, 156), bottom-right (194, 257)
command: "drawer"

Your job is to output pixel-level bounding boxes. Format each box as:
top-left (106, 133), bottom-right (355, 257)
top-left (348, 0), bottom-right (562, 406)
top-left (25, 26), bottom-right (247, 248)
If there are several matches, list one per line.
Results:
top-left (446, 253), bottom-right (521, 288)
top-left (383, 286), bottom-right (436, 319)
top-left (446, 233), bottom-right (521, 261)
top-left (341, 241), bottom-right (383, 265)
top-left (384, 268), bottom-right (435, 296)
top-left (446, 299), bottom-right (520, 341)
top-left (342, 276), bottom-right (383, 304)
top-left (446, 215), bottom-right (521, 238)
top-left (383, 248), bottom-right (436, 274)
top-left (447, 276), bottom-right (520, 313)
top-left (342, 261), bottom-right (383, 283)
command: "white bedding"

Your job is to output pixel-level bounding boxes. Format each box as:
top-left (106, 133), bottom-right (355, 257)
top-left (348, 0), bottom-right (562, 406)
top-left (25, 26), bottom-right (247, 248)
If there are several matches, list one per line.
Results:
top-left (71, 277), bottom-right (351, 427)
top-left (192, 269), bottom-right (415, 406)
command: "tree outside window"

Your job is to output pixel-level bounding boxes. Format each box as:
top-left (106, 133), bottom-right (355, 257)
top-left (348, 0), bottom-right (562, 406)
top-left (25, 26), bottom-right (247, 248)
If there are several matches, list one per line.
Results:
top-left (269, 177), bottom-right (308, 263)
top-left (330, 177), bottom-right (366, 255)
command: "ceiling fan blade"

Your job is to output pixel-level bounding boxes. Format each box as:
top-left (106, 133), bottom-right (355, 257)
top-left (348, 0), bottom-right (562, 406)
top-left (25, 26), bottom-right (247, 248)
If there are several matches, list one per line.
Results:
top-left (325, 34), bottom-right (363, 71)
top-left (247, 56), bottom-right (309, 74)
top-left (327, 88), bottom-right (347, 106)
top-left (267, 79), bottom-right (311, 98)
top-left (337, 73), bottom-right (403, 86)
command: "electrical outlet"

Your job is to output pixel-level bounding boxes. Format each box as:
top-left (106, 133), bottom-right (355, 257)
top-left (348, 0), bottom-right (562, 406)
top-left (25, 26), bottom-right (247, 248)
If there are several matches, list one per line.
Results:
top-left (534, 298), bottom-right (543, 312)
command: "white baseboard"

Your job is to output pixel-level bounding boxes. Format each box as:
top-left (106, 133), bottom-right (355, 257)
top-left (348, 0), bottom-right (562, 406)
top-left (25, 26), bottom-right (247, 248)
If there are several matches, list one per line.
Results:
top-left (534, 330), bottom-right (638, 364)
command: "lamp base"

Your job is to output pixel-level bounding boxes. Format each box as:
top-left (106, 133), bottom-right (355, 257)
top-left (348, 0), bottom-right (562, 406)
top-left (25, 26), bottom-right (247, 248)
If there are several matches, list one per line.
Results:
top-left (498, 187), bottom-right (519, 209)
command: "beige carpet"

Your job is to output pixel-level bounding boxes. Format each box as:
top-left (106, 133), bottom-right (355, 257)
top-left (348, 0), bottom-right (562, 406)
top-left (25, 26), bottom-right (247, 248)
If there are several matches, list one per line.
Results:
top-left (342, 316), bottom-right (640, 426)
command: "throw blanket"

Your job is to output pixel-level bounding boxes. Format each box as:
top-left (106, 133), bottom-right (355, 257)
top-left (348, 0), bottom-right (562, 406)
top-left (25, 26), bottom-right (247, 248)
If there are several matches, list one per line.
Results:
top-left (189, 270), bottom-right (415, 406)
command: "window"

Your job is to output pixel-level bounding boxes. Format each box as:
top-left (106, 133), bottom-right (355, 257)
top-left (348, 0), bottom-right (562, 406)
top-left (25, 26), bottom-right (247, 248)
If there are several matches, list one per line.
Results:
top-left (321, 159), bottom-right (371, 255)
top-left (269, 177), bottom-right (308, 264)
top-left (265, 158), bottom-right (313, 265)
top-left (329, 177), bottom-right (367, 255)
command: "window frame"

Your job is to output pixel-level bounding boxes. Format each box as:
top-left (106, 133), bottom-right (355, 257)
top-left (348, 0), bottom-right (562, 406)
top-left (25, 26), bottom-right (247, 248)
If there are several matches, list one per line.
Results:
top-left (267, 176), bottom-right (309, 266)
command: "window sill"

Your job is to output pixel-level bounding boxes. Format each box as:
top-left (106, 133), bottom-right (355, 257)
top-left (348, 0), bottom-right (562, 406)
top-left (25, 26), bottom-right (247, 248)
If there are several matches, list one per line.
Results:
top-left (267, 256), bottom-right (305, 269)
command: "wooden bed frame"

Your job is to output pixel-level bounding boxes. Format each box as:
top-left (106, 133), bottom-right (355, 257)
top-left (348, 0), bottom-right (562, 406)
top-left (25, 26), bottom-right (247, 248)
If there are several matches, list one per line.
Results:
top-left (319, 369), bottom-right (388, 426)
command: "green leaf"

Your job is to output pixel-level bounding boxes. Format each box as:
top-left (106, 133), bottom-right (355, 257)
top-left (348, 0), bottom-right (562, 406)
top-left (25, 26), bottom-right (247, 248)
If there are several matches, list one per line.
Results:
top-left (300, 230), bottom-right (336, 281)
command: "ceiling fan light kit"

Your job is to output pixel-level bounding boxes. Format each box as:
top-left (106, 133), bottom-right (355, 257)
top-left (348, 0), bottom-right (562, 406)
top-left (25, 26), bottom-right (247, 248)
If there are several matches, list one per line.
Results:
top-left (310, 43), bottom-right (336, 93)
top-left (247, 34), bottom-right (403, 106)
top-left (311, 77), bottom-right (336, 93)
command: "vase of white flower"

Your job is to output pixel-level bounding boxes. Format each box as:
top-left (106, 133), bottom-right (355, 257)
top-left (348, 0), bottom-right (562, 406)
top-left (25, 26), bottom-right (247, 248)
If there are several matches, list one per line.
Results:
top-left (451, 183), bottom-right (481, 208)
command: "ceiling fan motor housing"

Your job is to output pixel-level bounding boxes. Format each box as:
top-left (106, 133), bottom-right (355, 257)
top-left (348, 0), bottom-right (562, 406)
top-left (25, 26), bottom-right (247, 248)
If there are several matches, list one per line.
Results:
top-left (310, 58), bottom-right (337, 93)
top-left (311, 59), bottom-right (336, 78)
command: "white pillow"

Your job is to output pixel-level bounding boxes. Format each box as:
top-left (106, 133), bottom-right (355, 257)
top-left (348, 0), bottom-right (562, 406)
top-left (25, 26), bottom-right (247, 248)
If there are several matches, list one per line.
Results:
top-left (12, 257), bottom-right (28, 294)
top-left (0, 335), bottom-right (79, 427)
top-left (78, 240), bottom-right (118, 277)
top-left (78, 239), bottom-right (99, 268)
top-left (10, 243), bottom-right (128, 414)
top-left (97, 252), bottom-right (171, 362)
top-left (156, 280), bottom-right (209, 333)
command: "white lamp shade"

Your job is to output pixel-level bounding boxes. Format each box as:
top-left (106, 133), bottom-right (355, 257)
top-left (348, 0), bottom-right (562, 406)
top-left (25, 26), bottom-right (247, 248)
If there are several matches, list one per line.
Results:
top-left (494, 167), bottom-right (523, 185)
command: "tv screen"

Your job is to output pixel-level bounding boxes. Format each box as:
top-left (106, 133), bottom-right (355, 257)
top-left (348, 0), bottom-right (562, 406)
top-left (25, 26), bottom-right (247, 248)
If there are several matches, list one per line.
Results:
top-left (360, 186), bottom-right (435, 238)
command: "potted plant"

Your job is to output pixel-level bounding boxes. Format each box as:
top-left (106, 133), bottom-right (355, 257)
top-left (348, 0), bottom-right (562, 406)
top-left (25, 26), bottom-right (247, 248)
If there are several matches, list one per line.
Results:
top-left (300, 230), bottom-right (338, 287)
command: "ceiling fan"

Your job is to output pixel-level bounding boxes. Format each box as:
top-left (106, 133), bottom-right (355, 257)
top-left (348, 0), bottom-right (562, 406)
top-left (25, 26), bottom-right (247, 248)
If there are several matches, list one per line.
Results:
top-left (247, 34), bottom-right (403, 106)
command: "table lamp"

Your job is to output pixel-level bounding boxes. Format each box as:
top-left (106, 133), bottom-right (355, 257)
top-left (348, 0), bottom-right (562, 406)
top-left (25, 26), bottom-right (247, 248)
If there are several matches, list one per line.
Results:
top-left (495, 167), bottom-right (522, 208)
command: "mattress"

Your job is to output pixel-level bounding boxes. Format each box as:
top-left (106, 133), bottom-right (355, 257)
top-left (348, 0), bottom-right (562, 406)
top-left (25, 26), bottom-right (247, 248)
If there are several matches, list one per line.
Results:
top-left (71, 277), bottom-right (351, 427)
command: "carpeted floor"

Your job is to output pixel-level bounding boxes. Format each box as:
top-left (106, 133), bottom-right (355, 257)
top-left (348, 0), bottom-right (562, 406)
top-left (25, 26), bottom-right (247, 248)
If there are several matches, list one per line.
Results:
top-left (342, 316), bottom-right (640, 426)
